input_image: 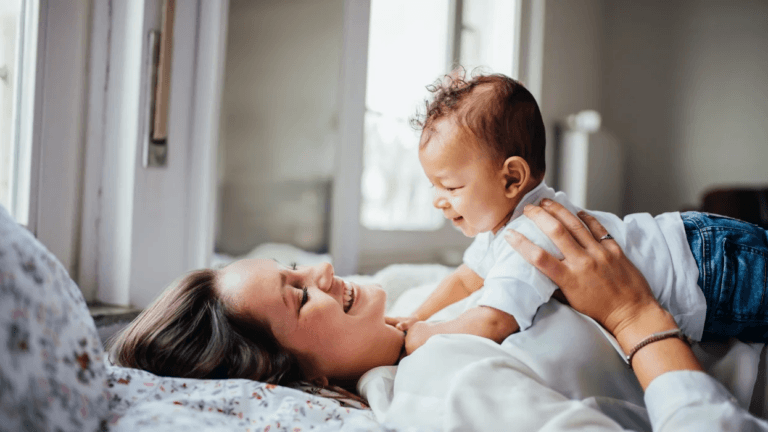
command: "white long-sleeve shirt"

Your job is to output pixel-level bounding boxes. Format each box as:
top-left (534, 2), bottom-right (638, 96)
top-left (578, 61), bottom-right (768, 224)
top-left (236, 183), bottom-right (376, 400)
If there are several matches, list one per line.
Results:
top-left (645, 371), bottom-right (768, 431)
top-left (359, 303), bottom-right (768, 431)
top-left (463, 181), bottom-right (707, 340)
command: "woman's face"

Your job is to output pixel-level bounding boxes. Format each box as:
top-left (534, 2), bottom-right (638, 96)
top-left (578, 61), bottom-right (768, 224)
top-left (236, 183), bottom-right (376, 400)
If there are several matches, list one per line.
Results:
top-left (218, 259), bottom-right (404, 382)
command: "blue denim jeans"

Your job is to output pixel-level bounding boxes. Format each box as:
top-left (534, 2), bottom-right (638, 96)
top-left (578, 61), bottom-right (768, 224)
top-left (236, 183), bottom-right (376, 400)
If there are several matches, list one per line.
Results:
top-left (682, 212), bottom-right (768, 342)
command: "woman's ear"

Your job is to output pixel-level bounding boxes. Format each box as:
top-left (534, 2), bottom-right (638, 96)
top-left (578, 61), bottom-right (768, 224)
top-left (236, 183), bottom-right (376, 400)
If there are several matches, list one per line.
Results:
top-left (502, 156), bottom-right (531, 198)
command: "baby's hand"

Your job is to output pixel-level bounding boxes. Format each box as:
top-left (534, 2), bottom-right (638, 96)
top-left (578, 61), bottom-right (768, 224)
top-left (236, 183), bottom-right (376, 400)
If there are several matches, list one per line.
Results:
top-left (385, 315), bottom-right (421, 331)
top-left (404, 321), bottom-right (436, 355)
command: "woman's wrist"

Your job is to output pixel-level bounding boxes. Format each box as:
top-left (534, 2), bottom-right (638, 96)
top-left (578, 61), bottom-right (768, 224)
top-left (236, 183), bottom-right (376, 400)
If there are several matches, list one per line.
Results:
top-left (611, 304), bottom-right (703, 389)
top-left (612, 304), bottom-right (679, 356)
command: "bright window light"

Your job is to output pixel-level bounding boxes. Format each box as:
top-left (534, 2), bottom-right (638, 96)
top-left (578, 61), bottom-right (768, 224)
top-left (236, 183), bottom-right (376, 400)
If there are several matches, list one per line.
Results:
top-left (360, 0), bottom-right (450, 231)
top-left (0, 0), bottom-right (37, 225)
top-left (360, 0), bottom-right (519, 231)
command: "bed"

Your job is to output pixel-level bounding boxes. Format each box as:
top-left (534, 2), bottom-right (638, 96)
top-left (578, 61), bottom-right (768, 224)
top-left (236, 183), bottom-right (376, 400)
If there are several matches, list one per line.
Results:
top-left (1, 205), bottom-right (766, 431)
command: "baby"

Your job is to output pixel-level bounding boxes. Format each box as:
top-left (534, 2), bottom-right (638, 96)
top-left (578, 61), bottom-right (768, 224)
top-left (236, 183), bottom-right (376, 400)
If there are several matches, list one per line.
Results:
top-left (389, 72), bottom-right (768, 355)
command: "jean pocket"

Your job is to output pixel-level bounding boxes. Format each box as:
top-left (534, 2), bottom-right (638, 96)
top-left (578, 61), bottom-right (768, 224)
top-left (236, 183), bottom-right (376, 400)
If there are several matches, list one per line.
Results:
top-left (720, 239), bottom-right (768, 321)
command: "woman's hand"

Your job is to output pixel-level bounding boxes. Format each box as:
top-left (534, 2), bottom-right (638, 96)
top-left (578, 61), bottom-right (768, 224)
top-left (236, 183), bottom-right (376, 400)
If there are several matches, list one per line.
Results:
top-left (503, 200), bottom-right (660, 337)
top-left (504, 199), bottom-right (702, 389)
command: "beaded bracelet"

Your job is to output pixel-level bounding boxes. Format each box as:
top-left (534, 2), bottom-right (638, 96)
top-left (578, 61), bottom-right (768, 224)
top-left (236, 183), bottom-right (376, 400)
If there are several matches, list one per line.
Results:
top-left (625, 329), bottom-right (691, 369)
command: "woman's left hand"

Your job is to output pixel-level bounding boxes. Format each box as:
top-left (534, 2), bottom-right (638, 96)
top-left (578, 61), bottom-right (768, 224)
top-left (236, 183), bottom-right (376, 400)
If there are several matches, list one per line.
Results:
top-left (503, 200), bottom-right (661, 339)
top-left (504, 199), bottom-right (702, 389)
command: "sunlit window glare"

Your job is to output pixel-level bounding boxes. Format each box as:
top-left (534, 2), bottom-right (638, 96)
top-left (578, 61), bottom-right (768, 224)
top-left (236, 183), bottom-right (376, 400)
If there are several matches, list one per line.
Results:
top-left (360, 0), bottom-right (518, 231)
top-left (360, 0), bottom-right (450, 231)
top-left (0, 1), bottom-right (22, 215)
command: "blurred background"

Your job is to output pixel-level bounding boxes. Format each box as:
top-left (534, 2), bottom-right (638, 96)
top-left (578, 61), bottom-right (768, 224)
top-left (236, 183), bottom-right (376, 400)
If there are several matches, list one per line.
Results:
top-left (213, 0), bottom-right (768, 274)
top-left (1, 0), bottom-right (766, 307)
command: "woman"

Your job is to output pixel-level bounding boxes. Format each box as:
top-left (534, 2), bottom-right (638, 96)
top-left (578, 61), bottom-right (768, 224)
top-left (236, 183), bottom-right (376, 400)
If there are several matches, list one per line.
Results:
top-left (109, 259), bottom-right (406, 388)
top-left (110, 202), bottom-right (767, 430)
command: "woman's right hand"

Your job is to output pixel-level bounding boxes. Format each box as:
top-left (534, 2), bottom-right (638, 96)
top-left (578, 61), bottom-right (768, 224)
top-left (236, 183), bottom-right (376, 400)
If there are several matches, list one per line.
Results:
top-left (504, 199), bottom-right (703, 389)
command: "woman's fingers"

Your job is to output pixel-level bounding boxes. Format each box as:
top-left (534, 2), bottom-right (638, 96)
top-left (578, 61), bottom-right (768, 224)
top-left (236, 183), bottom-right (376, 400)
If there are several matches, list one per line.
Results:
top-left (522, 202), bottom-right (584, 257)
top-left (504, 229), bottom-right (567, 284)
top-left (577, 211), bottom-right (619, 250)
top-left (539, 200), bottom-right (598, 250)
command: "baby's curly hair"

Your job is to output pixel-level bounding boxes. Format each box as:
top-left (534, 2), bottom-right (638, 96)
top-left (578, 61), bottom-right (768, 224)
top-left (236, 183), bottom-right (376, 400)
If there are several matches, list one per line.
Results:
top-left (412, 70), bottom-right (546, 180)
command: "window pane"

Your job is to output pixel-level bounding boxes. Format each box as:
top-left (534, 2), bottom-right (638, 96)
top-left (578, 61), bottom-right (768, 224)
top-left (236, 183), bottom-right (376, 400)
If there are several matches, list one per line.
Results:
top-left (360, 0), bottom-right (519, 231)
top-left (0, 1), bottom-right (22, 213)
top-left (360, 0), bottom-right (450, 231)
top-left (0, 0), bottom-right (36, 225)
top-left (461, 0), bottom-right (518, 77)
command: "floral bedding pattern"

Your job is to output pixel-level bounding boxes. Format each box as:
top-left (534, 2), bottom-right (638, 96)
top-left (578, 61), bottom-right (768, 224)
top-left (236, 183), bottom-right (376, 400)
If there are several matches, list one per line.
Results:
top-left (105, 362), bottom-right (390, 431)
top-left (0, 205), bottom-right (109, 431)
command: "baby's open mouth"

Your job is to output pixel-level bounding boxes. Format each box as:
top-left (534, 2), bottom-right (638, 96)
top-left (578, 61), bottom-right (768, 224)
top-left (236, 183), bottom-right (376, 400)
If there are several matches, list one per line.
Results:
top-left (452, 216), bottom-right (463, 224)
top-left (343, 282), bottom-right (355, 313)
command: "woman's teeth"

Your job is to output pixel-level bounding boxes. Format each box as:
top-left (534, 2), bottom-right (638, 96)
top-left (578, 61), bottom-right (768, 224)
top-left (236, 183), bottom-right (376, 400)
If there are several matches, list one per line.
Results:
top-left (343, 282), bottom-right (355, 313)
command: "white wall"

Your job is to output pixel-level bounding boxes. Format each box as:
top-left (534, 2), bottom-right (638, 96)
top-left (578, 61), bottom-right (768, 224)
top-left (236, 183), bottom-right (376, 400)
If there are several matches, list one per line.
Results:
top-left (603, 0), bottom-right (768, 215)
top-left (218, 0), bottom-right (343, 255)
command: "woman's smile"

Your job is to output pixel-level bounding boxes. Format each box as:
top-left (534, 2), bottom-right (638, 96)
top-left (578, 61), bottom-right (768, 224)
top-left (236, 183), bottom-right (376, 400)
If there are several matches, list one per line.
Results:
top-left (343, 280), bottom-right (356, 313)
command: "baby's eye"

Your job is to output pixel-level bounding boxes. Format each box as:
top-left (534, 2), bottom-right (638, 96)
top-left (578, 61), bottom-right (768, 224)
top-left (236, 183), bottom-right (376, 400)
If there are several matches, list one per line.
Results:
top-left (445, 186), bottom-right (461, 192)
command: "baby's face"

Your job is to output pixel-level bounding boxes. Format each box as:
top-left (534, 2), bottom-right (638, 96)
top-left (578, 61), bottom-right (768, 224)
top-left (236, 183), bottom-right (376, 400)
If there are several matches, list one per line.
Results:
top-left (419, 120), bottom-right (516, 237)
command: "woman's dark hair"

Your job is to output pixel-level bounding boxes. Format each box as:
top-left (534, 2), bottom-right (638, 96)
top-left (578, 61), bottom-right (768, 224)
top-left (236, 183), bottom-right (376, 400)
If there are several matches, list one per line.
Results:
top-left (108, 269), bottom-right (305, 385)
top-left (412, 69), bottom-right (546, 180)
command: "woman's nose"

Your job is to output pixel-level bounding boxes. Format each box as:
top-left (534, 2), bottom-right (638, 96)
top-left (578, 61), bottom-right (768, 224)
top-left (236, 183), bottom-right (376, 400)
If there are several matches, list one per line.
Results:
top-left (311, 262), bottom-right (335, 292)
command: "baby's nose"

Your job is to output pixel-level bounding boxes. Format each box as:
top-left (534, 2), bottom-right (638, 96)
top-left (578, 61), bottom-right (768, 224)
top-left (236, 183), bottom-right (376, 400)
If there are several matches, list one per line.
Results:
top-left (433, 192), bottom-right (449, 209)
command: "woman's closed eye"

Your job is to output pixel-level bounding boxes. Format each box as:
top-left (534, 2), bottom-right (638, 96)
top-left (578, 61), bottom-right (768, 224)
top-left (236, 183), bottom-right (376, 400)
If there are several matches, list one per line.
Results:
top-left (299, 287), bottom-right (309, 310)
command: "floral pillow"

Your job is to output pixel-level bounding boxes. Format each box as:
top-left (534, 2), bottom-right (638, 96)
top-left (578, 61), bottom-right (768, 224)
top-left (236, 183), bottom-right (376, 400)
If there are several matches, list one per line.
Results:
top-left (0, 205), bottom-right (109, 431)
top-left (104, 363), bottom-right (384, 431)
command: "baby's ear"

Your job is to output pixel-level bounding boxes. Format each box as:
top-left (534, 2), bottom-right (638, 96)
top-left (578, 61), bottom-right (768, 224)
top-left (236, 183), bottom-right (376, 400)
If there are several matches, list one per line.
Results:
top-left (502, 156), bottom-right (531, 198)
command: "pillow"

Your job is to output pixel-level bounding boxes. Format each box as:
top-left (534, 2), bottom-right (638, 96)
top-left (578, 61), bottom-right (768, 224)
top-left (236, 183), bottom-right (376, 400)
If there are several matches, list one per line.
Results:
top-left (0, 205), bottom-right (109, 431)
top-left (104, 363), bottom-right (381, 430)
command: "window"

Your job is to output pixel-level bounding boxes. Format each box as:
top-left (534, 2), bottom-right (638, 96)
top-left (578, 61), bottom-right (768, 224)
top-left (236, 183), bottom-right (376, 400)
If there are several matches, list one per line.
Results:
top-left (360, 0), bottom-right (519, 231)
top-left (0, 0), bottom-right (36, 225)
top-left (0, 0), bottom-right (42, 227)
